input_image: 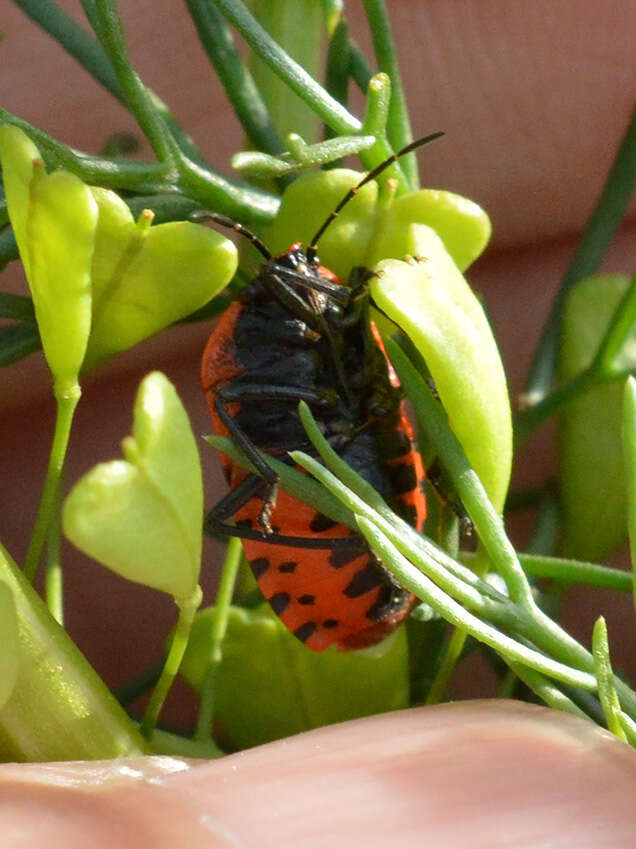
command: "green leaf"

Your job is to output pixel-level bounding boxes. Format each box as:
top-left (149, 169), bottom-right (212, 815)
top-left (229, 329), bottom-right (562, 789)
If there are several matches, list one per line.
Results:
top-left (63, 372), bottom-right (202, 601)
top-left (264, 168), bottom-right (491, 282)
top-left (623, 377), bottom-right (636, 595)
top-left (372, 225), bottom-right (512, 511)
top-left (0, 125), bottom-right (97, 395)
top-left (264, 169), bottom-right (379, 281)
top-left (0, 124), bottom-right (41, 278)
top-left (83, 188), bottom-right (237, 369)
top-left (366, 189), bottom-right (491, 272)
top-left (0, 581), bottom-right (19, 710)
top-left (181, 603), bottom-right (409, 749)
top-left (559, 275), bottom-right (635, 560)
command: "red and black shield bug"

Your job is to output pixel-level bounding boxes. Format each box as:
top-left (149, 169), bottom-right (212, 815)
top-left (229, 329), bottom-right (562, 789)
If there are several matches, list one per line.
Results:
top-left (196, 134), bottom-right (442, 651)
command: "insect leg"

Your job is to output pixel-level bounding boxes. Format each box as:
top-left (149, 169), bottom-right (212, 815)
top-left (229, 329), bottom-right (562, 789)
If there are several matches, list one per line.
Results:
top-left (206, 473), bottom-right (366, 550)
top-left (214, 382), bottom-right (336, 531)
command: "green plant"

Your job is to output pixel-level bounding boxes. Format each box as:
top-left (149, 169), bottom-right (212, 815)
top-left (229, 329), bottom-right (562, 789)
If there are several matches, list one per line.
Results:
top-left (0, 0), bottom-right (635, 759)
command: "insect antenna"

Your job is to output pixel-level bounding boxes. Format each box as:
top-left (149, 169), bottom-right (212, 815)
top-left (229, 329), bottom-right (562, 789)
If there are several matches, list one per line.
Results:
top-left (190, 210), bottom-right (272, 260)
top-left (306, 131), bottom-right (444, 264)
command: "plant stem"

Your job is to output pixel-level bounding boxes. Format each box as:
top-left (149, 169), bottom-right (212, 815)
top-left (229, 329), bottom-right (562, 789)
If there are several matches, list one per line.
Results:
top-left (211, 0), bottom-right (360, 135)
top-left (14, 0), bottom-right (211, 164)
top-left (141, 586), bottom-right (202, 738)
top-left (592, 617), bottom-right (627, 740)
top-left (0, 107), bottom-right (279, 223)
top-left (357, 517), bottom-right (597, 691)
top-left (361, 0), bottom-right (416, 189)
top-left (624, 377), bottom-right (636, 604)
top-left (45, 486), bottom-right (64, 625)
top-left (291, 450), bottom-right (513, 627)
top-left (324, 19), bottom-right (351, 142)
top-left (516, 361), bottom-right (633, 443)
top-left (425, 627), bottom-right (466, 704)
top-left (24, 386), bottom-right (80, 582)
top-left (386, 338), bottom-right (535, 611)
top-left (246, 0), bottom-right (325, 144)
top-left (14, 0), bottom-right (120, 94)
top-left (505, 661), bottom-right (590, 720)
top-left (195, 538), bottom-right (242, 742)
top-left (349, 40), bottom-right (374, 91)
top-left (524, 103), bottom-right (636, 407)
top-left (93, 0), bottom-right (178, 165)
top-left (184, 0), bottom-right (282, 155)
top-left (595, 275), bottom-right (636, 373)
top-left (462, 551), bottom-right (634, 594)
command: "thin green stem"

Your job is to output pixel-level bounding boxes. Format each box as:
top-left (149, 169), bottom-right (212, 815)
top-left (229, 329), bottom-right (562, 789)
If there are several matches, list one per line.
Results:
top-left (245, 0), bottom-right (324, 144)
top-left (619, 712), bottom-right (636, 747)
top-left (462, 551), bottom-right (633, 594)
top-left (324, 19), bottom-right (351, 144)
top-left (14, 0), bottom-right (120, 94)
top-left (195, 538), bottom-right (242, 742)
top-left (349, 39), bottom-right (374, 91)
top-left (516, 360), bottom-right (633, 442)
top-left (174, 156), bottom-right (280, 224)
top-left (233, 134), bottom-right (376, 178)
top-left (359, 73), bottom-right (408, 191)
top-left (505, 661), bottom-right (590, 720)
top-left (0, 107), bottom-right (279, 223)
top-left (45, 486), bottom-right (64, 625)
top-left (141, 585), bottom-right (202, 738)
top-left (524, 103), bottom-right (636, 406)
top-left (291, 449), bottom-right (514, 628)
top-left (386, 338), bottom-right (535, 611)
top-left (382, 341), bottom-right (636, 715)
top-left (0, 107), bottom-right (169, 188)
top-left (212, 428), bottom-right (636, 721)
top-left (184, 0), bottom-right (282, 155)
top-left (150, 728), bottom-right (223, 759)
top-left (595, 275), bottom-right (636, 373)
top-left (210, 0), bottom-right (360, 135)
top-left (24, 387), bottom-right (80, 582)
top-left (517, 274), bottom-right (636, 441)
top-left (593, 616), bottom-right (627, 740)
top-left (624, 378), bottom-right (636, 603)
top-left (93, 0), bottom-right (178, 165)
top-left (357, 516), bottom-right (597, 691)
top-left (425, 627), bottom-right (466, 704)
top-left (14, 0), bottom-right (211, 163)
top-left (361, 0), bottom-right (416, 189)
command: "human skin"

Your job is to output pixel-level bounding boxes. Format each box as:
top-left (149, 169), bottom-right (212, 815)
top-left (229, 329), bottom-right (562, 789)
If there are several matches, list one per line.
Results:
top-left (1, 1), bottom-right (636, 845)
top-left (2, 702), bottom-right (636, 848)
